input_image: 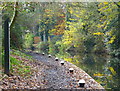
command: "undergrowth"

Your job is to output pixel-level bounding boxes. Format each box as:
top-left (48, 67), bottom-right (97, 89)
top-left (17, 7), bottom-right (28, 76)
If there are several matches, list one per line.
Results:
top-left (2, 49), bottom-right (34, 77)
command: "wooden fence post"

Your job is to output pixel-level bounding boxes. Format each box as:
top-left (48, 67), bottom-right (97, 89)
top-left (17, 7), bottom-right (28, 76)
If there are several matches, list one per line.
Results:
top-left (4, 18), bottom-right (10, 76)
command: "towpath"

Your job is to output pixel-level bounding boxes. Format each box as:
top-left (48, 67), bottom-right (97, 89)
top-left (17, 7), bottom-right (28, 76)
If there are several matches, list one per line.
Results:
top-left (28, 52), bottom-right (104, 90)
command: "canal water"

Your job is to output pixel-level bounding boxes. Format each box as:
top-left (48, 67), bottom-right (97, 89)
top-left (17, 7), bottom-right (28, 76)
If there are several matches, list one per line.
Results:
top-left (56, 52), bottom-right (120, 90)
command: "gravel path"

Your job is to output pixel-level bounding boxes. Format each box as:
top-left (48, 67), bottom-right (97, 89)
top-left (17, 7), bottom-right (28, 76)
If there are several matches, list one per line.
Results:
top-left (28, 52), bottom-right (105, 90)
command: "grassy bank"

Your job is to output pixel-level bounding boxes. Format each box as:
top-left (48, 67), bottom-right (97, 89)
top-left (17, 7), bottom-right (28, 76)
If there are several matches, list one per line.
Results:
top-left (1, 49), bottom-right (36, 78)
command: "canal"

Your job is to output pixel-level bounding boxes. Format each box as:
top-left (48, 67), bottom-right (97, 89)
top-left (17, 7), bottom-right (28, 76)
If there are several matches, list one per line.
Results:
top-left (56, 52), bottom-right (120, 90)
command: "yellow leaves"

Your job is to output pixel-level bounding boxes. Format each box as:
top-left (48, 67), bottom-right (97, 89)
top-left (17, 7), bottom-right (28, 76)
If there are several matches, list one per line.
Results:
top-left (55, 23), bottom-right (65, 28)
top-left (104, 8), bottom-right (112, 12)
top-left (56, 41), bottom-right (61, 45)
top-left (64, 58), bottom-right (72, 62)
top-left (50, 28), bottom-right (65, 35)
top-left (66, 22), bottom-right (72, 25)
top-left (69, 18), bottom-right (77, 21)
top-left (97, 22), bottom-right (106, 28)
top-left (98, 5), bottom-right (108, 11)
top-left (44, 14), bottom-right (53, 17)
top-left (68, 6), bottom-right (82, 18)
top-left (71, 3), bottom-right (77, 6)
top-left (63, 40), bottom-right (72, 45)
top-left (69, 26), bottom-right (77, 32)
top-left (62, 30), bottom-right (75, 45)
top-left (109, 67), bottom-right (116, 75)
top-left (93, 32), bottom-right (104, 35)
top-left (49, 29), bottom-right (56, 33)
top-left (63, 38), bottom-right (72, 45)
top-left (81, 23), bottom-right (84, 26)
top-left (46, 15), bottom-right (52, 17)
top-left (60, 14), bottom-right (65, 16)
top-left (69, 9), bottom-right (73, 14)
top-left (75, 10), bottom-right (79, 13)
top-left (50, 22), bottom-right (65, 35)
top-left (97, 24), bottom-right (102, 28)
top-left (104, 2), bottom-right (109, 5)
top-left (107, 35), bottom-right (116, 44)
top-left (75, 14), bottom-right (80, 18)
top-left (44, 21), bottom-right (48, 24)
top-left (62, 21), bottom-right (83, 46)
top-left (74, 44), bottom-right (79, 47)
top-left (118, 2), bottom-right (120, 5)
top-left (103, 21), bottom-right (107, 26)
top-left (74, 59), bottom-right (80, 64)
top-left (98, 2), bottom-right (108, 7)
top-left (93, 73), bottom-right (104, 77)
top-left (98, 3), bottom-right (103, 7)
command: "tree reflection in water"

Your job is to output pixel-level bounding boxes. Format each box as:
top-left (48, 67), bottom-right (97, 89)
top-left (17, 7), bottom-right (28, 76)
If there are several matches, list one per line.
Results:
top-left (56, 52), bottom-right (120, 90)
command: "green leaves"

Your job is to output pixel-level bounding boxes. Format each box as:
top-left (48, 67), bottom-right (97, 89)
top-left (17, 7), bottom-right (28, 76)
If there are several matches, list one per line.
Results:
top-left (23, 33), bottom-right (33, 49)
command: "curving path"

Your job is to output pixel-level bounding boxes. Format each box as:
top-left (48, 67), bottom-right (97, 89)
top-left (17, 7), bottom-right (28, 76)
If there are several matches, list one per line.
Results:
top-left (27, 52), bottom-right (105, 90)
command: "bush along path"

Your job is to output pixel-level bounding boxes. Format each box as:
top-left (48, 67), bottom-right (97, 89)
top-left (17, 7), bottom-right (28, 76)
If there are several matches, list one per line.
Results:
top-left (1, 51), bottom-right (105, 90)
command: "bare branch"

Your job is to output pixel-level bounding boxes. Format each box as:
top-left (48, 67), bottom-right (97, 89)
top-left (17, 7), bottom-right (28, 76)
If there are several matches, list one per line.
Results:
top-left (9, 2), bottom-right (18, 29)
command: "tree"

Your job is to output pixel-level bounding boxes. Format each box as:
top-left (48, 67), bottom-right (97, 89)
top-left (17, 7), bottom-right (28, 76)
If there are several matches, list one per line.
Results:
top-left (97, 2), bottom-right (120, 56)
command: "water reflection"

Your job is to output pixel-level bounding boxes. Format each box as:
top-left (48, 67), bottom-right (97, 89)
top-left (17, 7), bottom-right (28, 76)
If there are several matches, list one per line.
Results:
top-left (56, 52), bottom-right (120, 90)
